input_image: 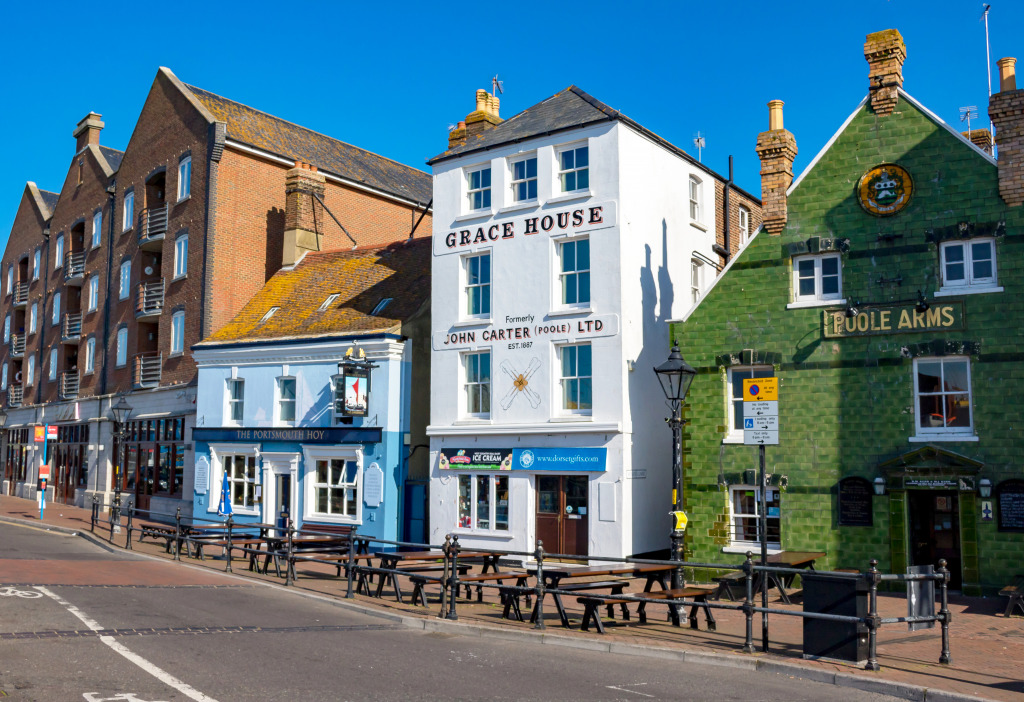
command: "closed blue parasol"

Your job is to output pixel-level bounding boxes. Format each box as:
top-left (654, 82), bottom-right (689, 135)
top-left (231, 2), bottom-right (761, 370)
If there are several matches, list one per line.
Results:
top-left (217, 471), bottom-right (233, 516)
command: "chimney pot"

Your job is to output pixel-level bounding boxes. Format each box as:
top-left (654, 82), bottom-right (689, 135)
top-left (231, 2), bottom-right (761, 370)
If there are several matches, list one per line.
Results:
top-left (998, 57), bottom-right (1017, 92)
top-left (310, 165), bottom-right (318, 173)
top-left (768, 100), bottom-right (785, 131)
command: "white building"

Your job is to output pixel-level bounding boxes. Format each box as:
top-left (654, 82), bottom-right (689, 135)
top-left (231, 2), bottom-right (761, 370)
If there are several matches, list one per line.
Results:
top-left (426, 87), bottom-right (760, 559)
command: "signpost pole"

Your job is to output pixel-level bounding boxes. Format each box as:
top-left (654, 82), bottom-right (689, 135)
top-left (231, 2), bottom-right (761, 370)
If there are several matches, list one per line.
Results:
top-left (759, 443), bottom-right (768, 652)
top-left (39, 424), bottom-right (49, 521)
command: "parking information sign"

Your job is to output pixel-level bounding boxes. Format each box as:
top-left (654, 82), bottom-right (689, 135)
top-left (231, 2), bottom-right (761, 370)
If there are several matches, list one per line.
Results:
top-left (743, 379), bottom-right (779, 445)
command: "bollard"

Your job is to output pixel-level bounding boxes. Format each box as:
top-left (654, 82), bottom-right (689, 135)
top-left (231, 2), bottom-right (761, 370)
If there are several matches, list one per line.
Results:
top-left (446, 535), bottom-right (461, 621)
top-left (533, 540), bottom-right (546, 630)
top-left (90, 495), bottom-right (99, 533)
top-left (938, 559), bottom-right (952, 665)
top-left (742, 551), bottom-right (755, 653)
top-left (124, 507), bottom-right (134, 550)
top-left (440, 534), bottom-right (451, 618)
top-left (345, 530), bottom-right (355, 599)
top-left (225, 515), bottom-right (234, 573)
top-left (284, 523), bottom-right (295, 586)
top-left (866, 559), bottom-right (881, 671)
top-left (174, 507), bottom-right (182, 561)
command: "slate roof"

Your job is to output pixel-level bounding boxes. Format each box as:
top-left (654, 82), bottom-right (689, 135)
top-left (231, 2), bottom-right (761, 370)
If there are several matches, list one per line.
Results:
top-left (99, 146), bottom-right (124, 171)
top-left (198, 237), bottom-right (431, 347)
top-left (185, 85), bottom-right (432, 206)
top-left (38, 189), bottom-right (60, 213)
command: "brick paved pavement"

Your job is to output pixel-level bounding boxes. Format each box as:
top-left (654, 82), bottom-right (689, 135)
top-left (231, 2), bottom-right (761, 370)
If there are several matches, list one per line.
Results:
top-left (1, 496), bottom-right (1019, 701)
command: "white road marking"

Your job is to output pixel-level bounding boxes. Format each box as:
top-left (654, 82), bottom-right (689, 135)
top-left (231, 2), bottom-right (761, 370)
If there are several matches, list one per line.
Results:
top-left (34, 586), bottom-right (219, 702)
top-left (0, 586), bottom-right (42, 598)
top-left (605, 684), bottom-right (654, 698)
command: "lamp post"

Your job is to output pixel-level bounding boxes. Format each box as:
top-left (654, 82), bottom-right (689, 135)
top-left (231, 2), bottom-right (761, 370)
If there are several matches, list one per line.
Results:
top-left (654, 344), bottom-right (697, 590)
top-left (110, 396), bottom-right (133, 530)
top-left (0, 407), bottom-right (8, 492)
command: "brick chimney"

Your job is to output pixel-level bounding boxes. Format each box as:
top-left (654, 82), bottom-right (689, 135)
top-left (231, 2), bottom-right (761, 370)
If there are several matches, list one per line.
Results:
top-left (990, 57), bottom-right (1024, 206)
top-left (448, 89), bottom-right (502, 149)
top-left (755, 100), bottom-right (798, 236)
top-left (283, 161), bottom-right (327, 266)
top-left (73, 112), bottom-right (104, 152)
top-left (864, 29), bottom-right (906, 116)
top-left (961, 128), bottom-right (993, 155)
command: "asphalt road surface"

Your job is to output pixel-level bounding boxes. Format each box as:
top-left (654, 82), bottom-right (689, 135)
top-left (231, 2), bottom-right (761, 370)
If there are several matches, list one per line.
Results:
top-left (0, 522), bottom-right (898, 702)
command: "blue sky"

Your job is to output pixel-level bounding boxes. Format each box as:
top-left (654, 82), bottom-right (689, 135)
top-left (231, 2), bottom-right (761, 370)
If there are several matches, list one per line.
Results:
top-left (2, 0), bottom-right (1020, 238)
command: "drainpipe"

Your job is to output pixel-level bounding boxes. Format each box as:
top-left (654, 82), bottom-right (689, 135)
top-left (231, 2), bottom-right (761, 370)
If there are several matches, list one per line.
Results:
top-left (712, 156), bottom-right (734, 262)
top-left (99, 182), bottom-right (116, 396)
top-left (35, 228), bottom-right (51, 406)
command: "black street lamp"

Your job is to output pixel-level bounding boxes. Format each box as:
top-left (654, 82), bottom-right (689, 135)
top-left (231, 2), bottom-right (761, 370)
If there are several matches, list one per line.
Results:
top-left (654, 343), bottom-right (697, 589)
top-left (110, 396), bottom-right (133, 530)
top-left (0, 407), bottom-right (8, 487)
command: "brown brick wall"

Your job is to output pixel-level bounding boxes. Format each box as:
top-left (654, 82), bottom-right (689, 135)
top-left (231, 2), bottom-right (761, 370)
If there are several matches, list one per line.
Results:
top-left (712, 179), bottom-right (763, 265)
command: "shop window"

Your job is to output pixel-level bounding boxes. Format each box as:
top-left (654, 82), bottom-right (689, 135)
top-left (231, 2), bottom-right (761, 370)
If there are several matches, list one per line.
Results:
top-left (726, 366), bottom-right (775, 441)
top-left (913, 357), bottom-right (973, 437)
top-left (510, 154), bottom-right (537, 203)
top-left (226, 378), bottom-right (244, 425)
top-left (92, 211), bottom-right (103, 248)
top-left (792, 253), bottom-right (842, 304)
top-left (303, 450), bottom-right (361, 523)
top-left (464, 252), bottom-right (490, 318)
top-left (689, 175), bottom-right (703, 222)
top-left (466, 165), bottom-right (491, 212)
top-left (462, 351), bottom-right (491, 418)
top-left (277, 376), bottom-right (296, 425)
top-left (729, 485), bottom-right (781, 549)
top-left (559, 343), bottom-right (592, 414)
top-left (559, 238), bottom-right (590, 307)
top-left (457, 473), bottom-right (509, 531)
top-left (738, 206), bottom-right (751, 245)
top-left (557, 144), bottom-right (589, 193)
top-left (939, 239), bottom-right (998, 292)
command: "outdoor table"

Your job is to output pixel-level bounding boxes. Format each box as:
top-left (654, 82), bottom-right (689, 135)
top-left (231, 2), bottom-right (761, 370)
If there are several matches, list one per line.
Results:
top-left (371, 551), bottom-right (503, 601)
top-left (524, 564), bottom-right (672, 628)
top-left (261, 535), bottom-right (349, 576)
top-left (759, 551), bottom-right (827, 605)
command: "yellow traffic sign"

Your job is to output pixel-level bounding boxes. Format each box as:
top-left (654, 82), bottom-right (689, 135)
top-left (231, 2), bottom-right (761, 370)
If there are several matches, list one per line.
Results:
top-left (743, 377), bottom-right (778, 402)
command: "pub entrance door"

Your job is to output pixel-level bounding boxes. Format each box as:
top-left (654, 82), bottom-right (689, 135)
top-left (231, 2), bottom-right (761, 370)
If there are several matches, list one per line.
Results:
top-left (908, 491), bottom-right (962, 589)
top-left (535, 475), bottom-right (589, 560)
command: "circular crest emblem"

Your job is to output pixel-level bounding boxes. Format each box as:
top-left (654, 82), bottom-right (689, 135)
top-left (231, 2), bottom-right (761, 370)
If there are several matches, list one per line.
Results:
top-left (519, 449), bottom-right (535, 469)
top-left (857, 164), bottom-right (913, 216)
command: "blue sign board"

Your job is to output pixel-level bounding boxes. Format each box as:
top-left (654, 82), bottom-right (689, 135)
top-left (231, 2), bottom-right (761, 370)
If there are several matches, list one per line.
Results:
top-left (511, 448), bottom-right (607, 472)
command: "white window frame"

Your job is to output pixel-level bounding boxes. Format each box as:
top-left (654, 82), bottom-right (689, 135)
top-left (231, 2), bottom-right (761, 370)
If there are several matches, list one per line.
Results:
top-left (689, 175), bottom-right (703, 223)
top-left (791, 253), bottom-right (843, 305)
top-left (116, 327), bottom-right (128, 367)
top-left (725, 366), bottom-right (775, 442)
top-left (123, 191), bottom-right (134, 232)
top-left (301, 446), bottom-right (363, 525)
top-left (558, 237), bottom-right (590, 309)
top-left (455, 473), bottom-right (510, 534)
top-left (1, 363), bottom-right (6, 390)
top-left (3, 315), bottom-right (9, 343)
top-left (49, 348), bottom-right (57, 381)
top-left (738, 206), bottom-right (750, 245)
top-left (509, 154), bottom-right (538, 204)
top-left (32, 249), bottom-right (40, 280)
top-left (938, 238), bottom-right (999, 293)
top-left (207, 443), bottom-right (261, 516)
top-left (92, 211), bottom-right (103, 248)
top-left (461, 350), bottom-right (491, 419)
top-left (465, 164), bottom-right (492, 213)
top-left (556, 143), bottom-right (589, 194)
top-left (54, 235), bottom-right (64, 269)
top-left (170, 311), bottom-right (185, 355)
top-left (462, 252), bottom-right (491, 319)
top-left (84, 337), bottom-right (96, 374)
top-left (177, 156), bottom-right (192, 201)
top-left (119, 260), bottom-right (131, 300)
top-left (330, 374), bottom-right (346, 426)
top-left (173, 234), bottom-right (188, 279)
top-left (558, 342), bottom-right (593, 415)
top-left (276, 376), bottom-right (297, 426)
top-left (225, 377), bottom-right (245, 426)
top-left (26, 355), bottom-right (34, 386)
top-left (912, 356), bottom-right (974, 439)
top-left (690, 258), bottom-right (704, 304)
top-left (29, 303), bottom-right (37, 334)
top-left (727, 485), bottom-right (782, 551)
top-left (6, 267), bottom-right (12, 296)
top-left (88, 276), bottom-right (99, 311)
top-left (52, 291), bottom-right (61, 326)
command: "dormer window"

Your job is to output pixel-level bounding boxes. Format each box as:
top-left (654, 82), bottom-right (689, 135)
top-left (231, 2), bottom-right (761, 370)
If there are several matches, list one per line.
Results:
top-left (259, 307), bottom-right (279, 324)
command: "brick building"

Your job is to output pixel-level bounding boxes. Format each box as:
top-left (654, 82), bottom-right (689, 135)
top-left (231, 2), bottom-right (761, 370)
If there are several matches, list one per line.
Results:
top-left (1, 68), bottom-right (431, 517)
top-left (670, 30), bottom-right (1024, 594)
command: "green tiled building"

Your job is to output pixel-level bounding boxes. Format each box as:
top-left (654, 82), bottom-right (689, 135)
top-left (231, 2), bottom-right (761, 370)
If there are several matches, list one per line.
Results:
top-left (669, 31), bottom-right (1024, 594)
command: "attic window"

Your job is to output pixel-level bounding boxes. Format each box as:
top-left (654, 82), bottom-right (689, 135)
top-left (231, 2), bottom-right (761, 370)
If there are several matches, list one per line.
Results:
top-left (371, 298), bottom-right (393, 316)
top-left (318, 294), bottom-right (340, 312)
top-left (260, 307), bottom-right (280, 324)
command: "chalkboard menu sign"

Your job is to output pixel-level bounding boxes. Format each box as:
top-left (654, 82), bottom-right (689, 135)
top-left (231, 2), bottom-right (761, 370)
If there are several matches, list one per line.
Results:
top-left (997, 480), bottom-right (1024, 533)
top-left (838, 477), bottom-right (874, 527)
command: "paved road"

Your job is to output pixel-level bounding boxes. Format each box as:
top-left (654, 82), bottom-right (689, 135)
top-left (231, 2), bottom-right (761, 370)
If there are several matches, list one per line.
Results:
top-left (0, 523), bottom-right (897, 701)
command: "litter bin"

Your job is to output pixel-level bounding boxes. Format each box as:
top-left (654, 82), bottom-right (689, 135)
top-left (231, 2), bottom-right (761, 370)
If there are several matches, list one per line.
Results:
top-left (802, 572), bottom-right (869, 664)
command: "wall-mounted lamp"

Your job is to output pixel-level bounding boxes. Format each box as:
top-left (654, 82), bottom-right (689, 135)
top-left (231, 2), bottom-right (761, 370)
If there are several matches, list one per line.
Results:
top-left (845, 303), bottom-right (860, 319)
top-left (979, 478), bottom-right (992, 498)
top-left (915, 290), bottom-right (930, 314)
top-left (873, 476), bottom-right (887, 496)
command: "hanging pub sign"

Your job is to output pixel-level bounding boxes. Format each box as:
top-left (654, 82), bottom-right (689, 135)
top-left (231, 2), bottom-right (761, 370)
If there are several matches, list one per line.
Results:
top-left (338, 347), bottom-right (376, 417)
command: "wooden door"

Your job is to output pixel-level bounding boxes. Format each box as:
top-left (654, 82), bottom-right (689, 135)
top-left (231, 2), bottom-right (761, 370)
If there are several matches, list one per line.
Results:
top-left (134, 446), bottom-right (153, 512)
top-left (909, 491), bottom-right (962, 589)
top-left (535, 475), bottom-right (589, 559)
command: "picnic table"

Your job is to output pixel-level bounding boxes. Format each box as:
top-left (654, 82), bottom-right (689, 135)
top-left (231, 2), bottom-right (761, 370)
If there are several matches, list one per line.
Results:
top-left (761, 551), bottom-right (826, 605)
top-left (370, 551), bottom-right (503, 602)
top-left (261, 534), bottom-right (351, 577)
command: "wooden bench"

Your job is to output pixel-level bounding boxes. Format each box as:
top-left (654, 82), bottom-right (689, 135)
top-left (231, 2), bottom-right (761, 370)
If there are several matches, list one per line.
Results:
top-left (298, 524), bottom-right (368, 553)
top-left (291, 552), bottom-right (375, 579)
top-left (191, 537), bottom-right (266, 568)
top-left (1000, 576), bottom-right (1024, 617)
top-left (577, 587), bottom-right (716, 634)
top-left (710, 571), bottom-right (745, 601)
top-left (457, 571), bottom-right (530, 602)
top-left (528, 580), bottom-right (631, 628)
top-left (136, 521), bottom-right (180, 553)
top-left (406, 565), bottom-right (474, 606)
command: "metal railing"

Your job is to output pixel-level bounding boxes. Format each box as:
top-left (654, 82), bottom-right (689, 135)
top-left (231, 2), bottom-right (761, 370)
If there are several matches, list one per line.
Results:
top-left (62, 312), bottom-right (82, 341)
top-left (133, 353), bottom-right (162, 388)
top-left (12, 282), bottom-right (28, 306)
top-left (10, 333), bottom-right (25, 357)
top-left (138, 204), bottom-right (168, 246)
top-left (7, 384), bottom-right (22, 407)
top-left (60, 371), bottom-right (79, 399)
top-left (64, 251), bottom-right (86, 281)
top-left (135, 280), bottom-right (165, 318)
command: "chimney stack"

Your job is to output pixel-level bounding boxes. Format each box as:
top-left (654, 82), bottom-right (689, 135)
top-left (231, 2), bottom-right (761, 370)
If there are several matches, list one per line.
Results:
top-left (961, 128), bottom-right (993, 155)
top-left (990, 57), bottom-right (1024, 206)
top-left (73, 112), bottom-right (104, 152)
top-left (283, 161), bottom-right (327, 266)
top-left (755, 100), bottom-right (798, 236)
top-left (864, 29), bottom-right (906, 116)
top-left (448, 89), bottom-right (502, 150)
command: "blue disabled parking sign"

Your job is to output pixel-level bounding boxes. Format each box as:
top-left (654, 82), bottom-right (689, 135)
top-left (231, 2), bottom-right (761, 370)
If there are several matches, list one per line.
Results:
top-left (744, 418), bottom-right (754, 429)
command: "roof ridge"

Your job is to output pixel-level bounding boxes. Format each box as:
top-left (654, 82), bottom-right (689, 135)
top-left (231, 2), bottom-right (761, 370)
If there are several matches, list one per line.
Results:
top-left (184, 83), bottom-right (429, 178)
top-left (98, 145), bottom-right (125, 154)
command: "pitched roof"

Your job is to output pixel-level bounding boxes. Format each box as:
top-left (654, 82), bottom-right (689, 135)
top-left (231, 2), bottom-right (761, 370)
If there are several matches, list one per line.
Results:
top-left (184, 84), bottom-right (432, 206)
top-left (38, 189), bottom-right (59, 214)
top-left (98, 146), bottom-right (124, 172)
top-left (198, 238), bottom-right (431, 347)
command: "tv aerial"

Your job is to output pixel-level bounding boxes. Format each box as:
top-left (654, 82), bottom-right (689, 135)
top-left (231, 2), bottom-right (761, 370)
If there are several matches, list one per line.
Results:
top-left (693, 132), bottom-right (706, 162)
top-left (491, 75), bottom-right (504, 97)
top-left (959, 106), bottom-right (979, 137)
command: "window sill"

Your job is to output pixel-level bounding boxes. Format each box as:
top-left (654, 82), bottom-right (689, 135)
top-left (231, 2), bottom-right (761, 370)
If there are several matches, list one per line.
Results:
top-left (909, 434), bottom-right (978, 443)
top-left (722, 545), bottom-right (782, 555)
top-left (176, 195), bottom-right (191, 205)
top-left (454, 418), bottom-right (492, 425)
top-left (122, 227), bottom-right (133, 234)
top-left (722, 435), bottom-right (745, 444)
top-left (690, 220), bottom-right (708, 232)
top-left (498, 201), bottom-right (538, 214)
top-left (172, 274), bottom-right (187, 283)
top-left (787, 298), bottom-right (846, 310)
top-left (552, 414), bottom-right (593, 422)
top-left (547, 306), bottom-right (592, 318)
top-left (451, 529), bottom-right (514, 539)
top-left (451, 318), bottom-right (492, 329)
top-left (303, 514), bottom-right (361, 526)
top-left (547, 191), bottom-right (592, 205)
top-left (934, 286), bottom-right (1003, 297)
top-left (168, 352), bottom-right (184, 358)
top-left (453, 209), bottom-right (494, 223)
